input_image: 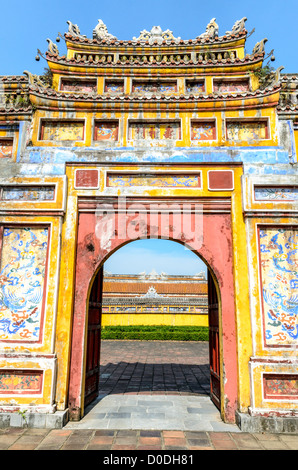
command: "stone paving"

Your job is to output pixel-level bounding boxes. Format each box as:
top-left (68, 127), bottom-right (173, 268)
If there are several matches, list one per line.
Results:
top-left (0, 341), bottom-right (297, 450)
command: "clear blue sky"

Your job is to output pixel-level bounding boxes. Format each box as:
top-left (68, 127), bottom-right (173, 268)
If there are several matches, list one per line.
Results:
top-left (1, 0), bottom-right (296, 274)
top-left (0, 0), bottom-right (297, 75)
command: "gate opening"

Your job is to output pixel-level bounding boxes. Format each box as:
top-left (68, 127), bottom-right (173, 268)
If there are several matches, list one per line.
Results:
top-left (83, 239), bottom-right (221, 414)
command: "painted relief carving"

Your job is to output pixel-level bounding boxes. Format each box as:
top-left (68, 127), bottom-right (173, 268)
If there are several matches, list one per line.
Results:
top-left (60, 79), bottom-right (97, 93)
top-left (0, 139), bottom-right (13, 158)
top-left (0, 370), bottom-right (43, 394)
top-left (107, 174), bottom-right (201, 188)
top-left (132, 81), bottom-right (177, 93)
top-left (39, 120), bottom-right (84, 141)
top-left (129, 122), bottom-right (181, 140)
top-left (226, 121), bottom-right (268, 141)
top-left (255, 187), bottom-right (298, 201)
top-left (213, 80), bottom-right (249, 93)
top-left (94, 121), bottom-right (118, 141)
top-left (191, 121), bottom-right (216, 140)
top-left (264, 375), bottom-right (298, 399)
top-left (0, 186), bottom-right (55, 201)
top-left (0, 227), bottom-right (49, 342)
top-left (259, 228), bottom-right (298, 347)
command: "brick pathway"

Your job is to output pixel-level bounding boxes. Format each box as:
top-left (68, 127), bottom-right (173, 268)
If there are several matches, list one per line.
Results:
top-left (1, 427), bottom-right (297, 450)
top-left (98, 340), bottom-right (210, 396)
top-left (1, 341), bottom-right (297, 450)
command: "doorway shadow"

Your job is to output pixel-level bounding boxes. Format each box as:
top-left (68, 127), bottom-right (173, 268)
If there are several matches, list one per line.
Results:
top-left (98, 361), bottom-right (210, 396)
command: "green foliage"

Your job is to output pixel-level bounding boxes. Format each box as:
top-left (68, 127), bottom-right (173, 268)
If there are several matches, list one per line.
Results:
top-left (40, 67), bottom-right (53, 87)
top-left (101, 325), bottom-right (209, 341)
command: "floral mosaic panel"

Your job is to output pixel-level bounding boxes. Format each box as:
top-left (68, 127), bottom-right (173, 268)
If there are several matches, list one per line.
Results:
top-left (191, 121), bottom-right (216, 140)
top-left (0, 370), bottom-right (43, 394)
top-left (39, 120), bottom-right (85, 141)
top-left (213, 80), bottom-right (249, 93)
top-left (60, 79), bottom-right (97, 93)
top-left (264, 375), bottom-right (298, 399)
top-left (255, 187), bottom-right (298, 201)
top-left (129, 122), bottom-right (181, 140)
top-left (0, 139), bottom-right (13, 158)
top-left (226, 121), bottom-right (268, 141)
top-left (94, 121), bottom-right (119, 141)
top-left (259, 227), bottom-right (298, 347)
top-left (107, 173), bottom-right (201, 187)
top-left (0, 227), bottom-right (49, 342)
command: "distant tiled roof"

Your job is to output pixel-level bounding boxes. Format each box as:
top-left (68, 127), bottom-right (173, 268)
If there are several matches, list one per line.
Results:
top-left (103, 281), bottom-right (207, 295)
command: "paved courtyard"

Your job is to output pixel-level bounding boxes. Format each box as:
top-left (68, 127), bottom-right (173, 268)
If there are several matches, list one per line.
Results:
top-left (65, 340), bottom-right (239, 432)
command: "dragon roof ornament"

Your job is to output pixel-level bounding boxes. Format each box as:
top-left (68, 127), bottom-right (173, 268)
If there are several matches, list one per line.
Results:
top-left (133, 25), bottom-right (181, 45)
top-left (64, 17), bottom-right (248, 43)
top-left (93, 19), bottom-right (117, 40)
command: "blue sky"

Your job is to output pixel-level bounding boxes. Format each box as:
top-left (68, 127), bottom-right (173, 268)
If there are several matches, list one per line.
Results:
top-left (0, 0), bottom-right (297, 75)
top-left (104, 239), bottom-right (207, 276)
top-left (1, 0), bottom-right (296, 274)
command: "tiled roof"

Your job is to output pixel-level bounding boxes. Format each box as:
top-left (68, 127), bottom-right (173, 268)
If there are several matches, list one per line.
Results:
top-left (103, 281), bottom-right (207, 295)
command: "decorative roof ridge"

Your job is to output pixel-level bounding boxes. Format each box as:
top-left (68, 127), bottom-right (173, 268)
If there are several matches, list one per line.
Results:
top-left (28, 81), bottom-right (280, 102)
top-left (63, 17), bottom-right (248, 46)
top-left (277, 103), bottom-right (298, 111)
top-left (64, 28), bottom-right (247, 46)
top-left (0, 75), bottom-right (28, 83)
top-left (45, 50), bottom-right (264, 67)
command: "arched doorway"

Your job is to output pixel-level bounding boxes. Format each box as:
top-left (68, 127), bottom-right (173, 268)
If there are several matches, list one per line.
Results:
top-left (83, 238), bottom-right (220, 412)
top-left (68, 196), bottom-right (237, 423)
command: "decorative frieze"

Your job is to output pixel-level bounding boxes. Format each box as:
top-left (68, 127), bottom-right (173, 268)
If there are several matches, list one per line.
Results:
top-left (0, 227), bottom-right (49, 342)
top-left (107, 173), bottom-right (201, 188)
top-left (39, 120), bottom-right (85, 141)
top-left (0, 370), bottom-right (43, 394)
top-left (258, 227), bottom-right (298, 347)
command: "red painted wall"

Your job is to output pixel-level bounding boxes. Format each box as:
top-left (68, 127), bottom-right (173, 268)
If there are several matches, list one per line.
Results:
top-left (68, 201), bottom-right (237, 422)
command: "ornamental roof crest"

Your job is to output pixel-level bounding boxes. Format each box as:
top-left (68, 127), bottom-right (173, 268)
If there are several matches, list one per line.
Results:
top-left (93, 19), bottom-right (117, 40)
top-left (133, 25), bottom-right (181, 45)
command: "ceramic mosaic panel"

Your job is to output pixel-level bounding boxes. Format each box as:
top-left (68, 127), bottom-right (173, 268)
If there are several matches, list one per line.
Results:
top-left (259, 227), bottom-right (298, 347)
top-left (226, 121), bottom-right (268, 141)
top-left (107, 173), bottom-right (201, 187)
top-left (60, 79), bottom-right (97, 93)
top-left (255, 187), bottom-right (298, 201)
top-left (191, 121), bottom-right (216, 140)
top-left (0, 227), bottom-right (49, 342)
top-left (104, 81), bottom-right (124, 93)
top-left (94, 121), bottom-right (119, 141)
top-left (0, 139), bottom-right (13, 158)
top-left (0, 370), bottom-right (43, 394)
top-left (213, 80), bottom-right (249, 93)
top-left (129, 122), bottom-right (180, 140)
top-left (186, 81), bottom-right (205, 93)
top-left (39, 120), bottom-right (84, 141)
top-left (264, 375), bottom-right (298, 399)
top-left (0, 186), bottom-right (55, 201)
top-left (132, 81), bottom-right (177, 93)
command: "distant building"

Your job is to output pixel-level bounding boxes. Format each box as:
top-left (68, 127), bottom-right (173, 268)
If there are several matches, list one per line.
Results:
top-left (102, 271), bottom-right (208, 326)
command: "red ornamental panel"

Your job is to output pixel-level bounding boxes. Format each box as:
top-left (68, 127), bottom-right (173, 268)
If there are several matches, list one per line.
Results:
top-left (264, 375), bottom-right (298, 400)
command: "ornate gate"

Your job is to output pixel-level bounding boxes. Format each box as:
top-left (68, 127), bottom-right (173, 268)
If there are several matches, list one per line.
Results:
top-left (84, 267), bottom-right (103, 407)
top-left (208, 271), bottom-right (220, 409)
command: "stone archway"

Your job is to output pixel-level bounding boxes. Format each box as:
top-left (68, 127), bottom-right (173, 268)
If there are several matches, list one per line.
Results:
top-left (68, 196), bottom-right (237, 423)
